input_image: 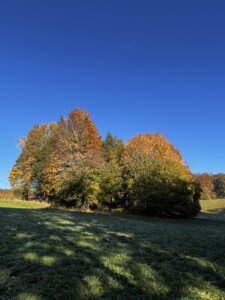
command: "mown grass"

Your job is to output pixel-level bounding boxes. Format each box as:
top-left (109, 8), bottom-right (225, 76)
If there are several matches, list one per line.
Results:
top-left (0, 199), bottom-right (49, 210)
top-left (200, 199), bottom-right (225, 214)
top-left (0, 200), bottom-right (225, 300)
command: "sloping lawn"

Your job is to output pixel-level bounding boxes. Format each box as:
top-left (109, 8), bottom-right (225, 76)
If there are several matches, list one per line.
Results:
top-left (0, 200), bottom-right (225, 300)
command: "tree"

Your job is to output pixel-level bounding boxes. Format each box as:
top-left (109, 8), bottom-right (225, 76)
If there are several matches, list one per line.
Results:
top-left (9, 109), bottom-right (201, 218)
top-left (193, 173), bottom-right (215, 200)
top-left (42, 109), bottom-right (103, 201)
top-left (123, 134), bottom-right (200, 217)
top-left (98, 161), bottom-right (123, 208)
top-left (213, 174), bottom-right (225, 198)
top-left (102, 132), bottom-right (124, 162)
top-left (123, 133), bottom-right (185, 165)
top-left (53, 131), bottom-right (124, 209)
top-left (56, 161), bottom-right (101, 209)
top-left (9, 124), bottom-right (54, 199)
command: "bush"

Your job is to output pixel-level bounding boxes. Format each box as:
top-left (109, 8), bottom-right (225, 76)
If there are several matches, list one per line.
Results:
top-left (54, 160), bottom-right (124, 210)
top-left (98, 161), bottom-right (123, 208)
top-left (55, 163), bottom-right (101, 209)
top-left (124, 157), bottom-right (201, 218)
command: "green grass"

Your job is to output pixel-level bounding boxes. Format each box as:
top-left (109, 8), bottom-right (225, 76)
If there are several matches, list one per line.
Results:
top-left (0, 200), bottom-right (225, 299)
top-left (199, 200), bottom-right (225, 222)
top-left (0, 199), bottom-right (49, 210)
top-left (200, 199), bottom-right (225, 214)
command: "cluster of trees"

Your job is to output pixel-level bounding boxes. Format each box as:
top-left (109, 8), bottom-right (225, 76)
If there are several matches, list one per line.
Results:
top-left (9, 108), bottom-right (201, 218)
top-left (0, 189), bottom-right (13, 200)
top-left (194, 173), bottom-right (225, 200)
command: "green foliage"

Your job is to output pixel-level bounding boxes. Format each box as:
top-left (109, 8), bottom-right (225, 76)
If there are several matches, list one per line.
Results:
top-left (9, 123), bottom-right (56, 200)
top-left (213, 174), bottom-right (225, 198)
top-left (100, 133), bottom-right (124, 208)
top-left (56, 162), bottom-right (101, 209)
top-left (102, 132), bottom-right (124, 162)
top-left (9, 108), bottom-right (201, 218)
top-left (98, 161), bottom-right (123, 208)
top-left (124, 157), bottom-right (200, 217)
top-left (56, 160), bottom-right (124, 210)
top-left (30, 126), bottom-right (56, 199)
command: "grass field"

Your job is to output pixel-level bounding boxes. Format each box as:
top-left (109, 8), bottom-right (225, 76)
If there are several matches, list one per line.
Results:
top-left (0, 200), bottom-right (225, 300)
top-left (199, 200), bottom-right (225, 222)
top-left (200, 199), bottom-right (225, 214)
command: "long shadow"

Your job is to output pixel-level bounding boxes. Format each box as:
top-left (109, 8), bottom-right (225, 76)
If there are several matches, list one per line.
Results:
top-left (0, 206), bottom-right (225, 299)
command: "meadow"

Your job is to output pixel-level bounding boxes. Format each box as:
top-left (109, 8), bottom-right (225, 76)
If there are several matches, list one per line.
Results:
top-left (0, 199), bottom-right (225, 300)
top-left (200, 200), bottom-right (225, 214)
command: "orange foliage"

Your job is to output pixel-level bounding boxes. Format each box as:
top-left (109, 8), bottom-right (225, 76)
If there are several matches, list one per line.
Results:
top-left (124, 134), bottom-right (183, 164)
top-left (56, 109), bottom-right (102, 162)
top-left (193, 173), bottom-right (215, 199)
top-left (9, 124), bottom-right (50, 188)
top-left (0, 189), bottom-right (13, 200)
top-left (42, 109), bottom-right (103, 195)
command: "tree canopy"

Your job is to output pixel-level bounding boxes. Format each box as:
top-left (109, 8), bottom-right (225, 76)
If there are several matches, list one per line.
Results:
top-left (9, 108), bottom-right (201, 218)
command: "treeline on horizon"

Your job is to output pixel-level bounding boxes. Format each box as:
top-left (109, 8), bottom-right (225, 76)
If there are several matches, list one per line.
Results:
top-left (194, 173), bottom-right (225, 200)
top-left (7, 108), bottom-right (205, 218)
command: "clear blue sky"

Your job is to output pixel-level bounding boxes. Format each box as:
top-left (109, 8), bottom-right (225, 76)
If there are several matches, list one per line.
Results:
top-left (0, 0), bottom-right (225, 188)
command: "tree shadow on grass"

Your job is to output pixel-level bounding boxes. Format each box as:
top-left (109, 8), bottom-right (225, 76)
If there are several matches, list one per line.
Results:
top-left (0, 207), bottom-right (225, 299)
top-left (198, 210), bottom-right (225, 222)
top-left (206, 207), bottom-right (225, 214)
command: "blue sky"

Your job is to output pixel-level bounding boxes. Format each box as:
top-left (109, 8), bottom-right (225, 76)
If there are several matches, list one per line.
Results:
top-left (0, 0), bottom-right (225, 188)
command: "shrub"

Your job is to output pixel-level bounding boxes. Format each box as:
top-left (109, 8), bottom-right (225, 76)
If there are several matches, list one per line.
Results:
top-left (124, 157), bottom-right (200, 218)
top-left (98, 161), bottom-right (123, 208)
top-left (55, 163), bottom-right (101, 209)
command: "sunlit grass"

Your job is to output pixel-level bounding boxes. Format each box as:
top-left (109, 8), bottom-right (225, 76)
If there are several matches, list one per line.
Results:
top-left (0, 200), bottom-right (225, 299)
top-left (0, 199), bottom-right (49, 209)
top-left (200, 199), bottom-right (225, 213)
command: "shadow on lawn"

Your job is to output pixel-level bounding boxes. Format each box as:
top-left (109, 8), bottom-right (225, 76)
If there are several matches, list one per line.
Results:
top-left (0, 207), bottom-right (225, 300)
top-left (198, 208), bottom-right (225, 222)
top-left (207, 207), bottom-right (225, 214)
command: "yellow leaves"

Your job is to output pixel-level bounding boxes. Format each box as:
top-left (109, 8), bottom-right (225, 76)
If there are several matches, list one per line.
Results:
top-left (9, 108), bottom-right (197, 215)
top-left (124, 133), bottom-right (184, 166)
top-left (53, 108), bottom-right (102, 162)
top-left (9, 124), bottom-right (54, 195)
top-left (9, 166), bottom-right (22, 181)
top-left (40, 109), bottom-right (103, 196)
top-left (0, 189), bottom-right (13, 200)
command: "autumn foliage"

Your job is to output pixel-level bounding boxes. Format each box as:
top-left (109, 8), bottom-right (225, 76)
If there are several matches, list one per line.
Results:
top-left (42, 109), bottom-right (102, 199)
top-left (123, 134), bottom-right (184, 165)
top-left (0, 189), bottom-right (13, 200)
top-left (193, 173), bottom-right (225, 200)
top-left (9, 108), bottom-right (201, 217)
top-left (123, 135), bottom-right (200, 217)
